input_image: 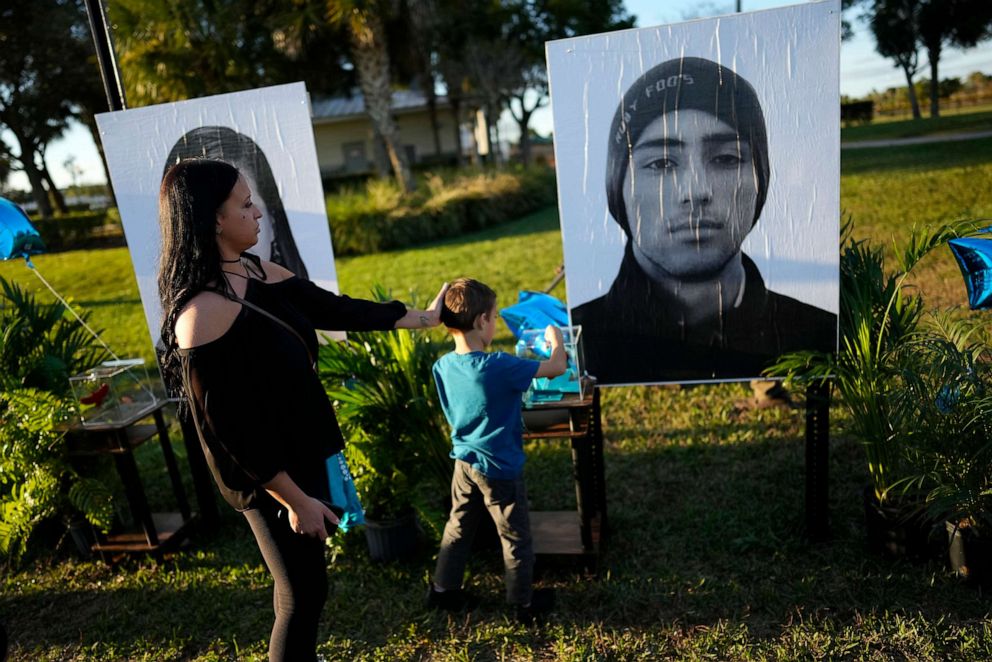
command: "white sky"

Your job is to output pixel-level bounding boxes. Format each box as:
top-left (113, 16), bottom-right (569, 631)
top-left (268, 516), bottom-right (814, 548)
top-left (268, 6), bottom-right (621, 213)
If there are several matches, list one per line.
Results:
top-left (4, 0), bottom-right (992, 190)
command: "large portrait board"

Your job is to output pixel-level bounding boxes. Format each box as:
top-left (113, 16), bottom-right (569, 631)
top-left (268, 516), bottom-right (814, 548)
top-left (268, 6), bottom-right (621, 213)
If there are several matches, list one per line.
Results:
top-left (547, 0), bottom-right (840, 386)
top-left (95, 82), bottom-right (339, 354)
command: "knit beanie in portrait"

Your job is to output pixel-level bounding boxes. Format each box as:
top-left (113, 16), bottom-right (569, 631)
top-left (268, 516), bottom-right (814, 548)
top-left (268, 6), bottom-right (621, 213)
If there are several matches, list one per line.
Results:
top-left (605, 56), bottom-right (770, 238)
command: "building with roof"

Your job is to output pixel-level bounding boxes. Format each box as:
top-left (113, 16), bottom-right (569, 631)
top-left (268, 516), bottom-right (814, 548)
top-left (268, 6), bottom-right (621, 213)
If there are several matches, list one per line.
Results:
top-left (310, 89), bottom-right (478, 179)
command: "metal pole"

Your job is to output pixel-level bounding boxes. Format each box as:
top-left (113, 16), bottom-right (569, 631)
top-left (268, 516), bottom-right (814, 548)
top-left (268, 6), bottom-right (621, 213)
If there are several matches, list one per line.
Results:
top-left (83, 0), bottom-right (127, 111)
top-left (805, 381), bottom-right (831, 542)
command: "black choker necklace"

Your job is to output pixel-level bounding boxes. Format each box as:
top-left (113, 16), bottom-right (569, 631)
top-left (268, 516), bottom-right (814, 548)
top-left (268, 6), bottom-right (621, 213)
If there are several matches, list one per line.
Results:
top-left (220, 257), bottom-right (241, 263)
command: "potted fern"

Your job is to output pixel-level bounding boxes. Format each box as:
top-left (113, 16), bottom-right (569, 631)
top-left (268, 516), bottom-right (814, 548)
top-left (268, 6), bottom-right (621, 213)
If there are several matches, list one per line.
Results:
top-left (0, 277), bottom-right (114, 563)
top-left (318, 291), bottom-right (453, 561)
top-left (767, 220), bottom-right (976, 557)
top-left (892, 313), bottom-right (992, 584)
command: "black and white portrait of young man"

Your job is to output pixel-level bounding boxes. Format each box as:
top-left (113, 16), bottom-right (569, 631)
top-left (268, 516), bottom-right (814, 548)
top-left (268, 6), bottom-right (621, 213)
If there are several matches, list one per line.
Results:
top-left (547, 0), bottom-right (841, 386)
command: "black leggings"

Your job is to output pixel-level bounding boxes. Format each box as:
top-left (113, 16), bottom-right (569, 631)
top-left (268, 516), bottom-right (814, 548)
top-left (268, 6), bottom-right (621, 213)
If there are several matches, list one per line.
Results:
top-left (244, 503), bottom-right (328, 662)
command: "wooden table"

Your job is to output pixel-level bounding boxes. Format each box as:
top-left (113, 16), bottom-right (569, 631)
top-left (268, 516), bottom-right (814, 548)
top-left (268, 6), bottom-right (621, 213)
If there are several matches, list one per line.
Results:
top-left (522, 383), bottom-right (606, 566)
top-left (66, 399), bottom-right (197, 558)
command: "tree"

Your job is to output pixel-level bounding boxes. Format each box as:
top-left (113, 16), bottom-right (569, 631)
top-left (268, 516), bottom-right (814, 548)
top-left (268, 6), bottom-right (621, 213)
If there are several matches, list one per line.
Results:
top-left (501, 0), bottom-right (635, 165)
top-left (327, 0), bottom-right (415, 192)
top-left (432, 0), bottom-right (505, 167)
top-left (0, 1), bottom-right (90, 217)
top-left (869, 0), bottom-right (923, 119)
top-left (917, 0), bottom-right (992, 117)
top-left (464, 39), bottom-right (523, 167)
top-left (107, 0), bottom-right (356, 106)
top-left (406, 0), bottom-right (443, 158)
top-left (0, 148), bottom-right (12, 196)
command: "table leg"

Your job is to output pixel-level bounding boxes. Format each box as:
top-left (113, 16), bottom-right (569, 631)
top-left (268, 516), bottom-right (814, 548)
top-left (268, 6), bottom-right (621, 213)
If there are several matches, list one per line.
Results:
top-left (113, 448), bottom-right (159, 547)
top-left (569, 405), bottom-right (595, 551)
top-left (590, 388), bottom-right (607, 545)
top-left (154, 409), bottom-right (191, 521)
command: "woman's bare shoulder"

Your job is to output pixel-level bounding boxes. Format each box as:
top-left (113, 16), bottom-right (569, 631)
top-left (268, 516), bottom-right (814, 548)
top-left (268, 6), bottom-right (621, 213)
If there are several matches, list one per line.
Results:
top-left (175, 291), bottom-right (243, 349)
top-left (258, 259), bottom-right (296, 283)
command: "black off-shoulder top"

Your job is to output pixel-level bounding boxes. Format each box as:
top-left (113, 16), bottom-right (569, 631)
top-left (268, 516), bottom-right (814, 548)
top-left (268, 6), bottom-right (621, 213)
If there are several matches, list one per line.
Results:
top-left (178, 276), bottom-right (406, 511)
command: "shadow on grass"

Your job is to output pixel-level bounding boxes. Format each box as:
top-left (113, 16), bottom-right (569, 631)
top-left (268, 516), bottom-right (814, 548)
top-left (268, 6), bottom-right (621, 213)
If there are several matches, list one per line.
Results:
top-left (7, 386), bottom-right (991, 659)
top-left (524, 435), bottom-right (990, 634)
top-left (3, 584), bottom-right (271, 658)
top-left (842, 137), bottom-right (992, 176)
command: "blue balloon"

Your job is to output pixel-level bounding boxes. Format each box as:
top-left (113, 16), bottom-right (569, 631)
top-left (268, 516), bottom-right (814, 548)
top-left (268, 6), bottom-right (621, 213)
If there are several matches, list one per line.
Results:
top-left (935, 384), bottom-right (961, 414)
top-left (948, 237), bottom-right (992, 310)
top-left (0, 197), bottom-right (45, 261)
top-left (500, 291), bottom-right (569, 340)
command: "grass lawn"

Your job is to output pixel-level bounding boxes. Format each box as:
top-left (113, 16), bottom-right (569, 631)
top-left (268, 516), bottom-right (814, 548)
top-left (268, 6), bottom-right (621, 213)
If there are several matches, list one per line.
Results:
top-left (2, 135), bottom-right (992, 660)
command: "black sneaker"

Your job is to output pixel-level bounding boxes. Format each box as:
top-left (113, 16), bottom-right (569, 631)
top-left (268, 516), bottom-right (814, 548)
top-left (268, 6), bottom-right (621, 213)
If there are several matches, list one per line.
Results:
top-left (426, 586), bottom-right (479, 612)
top-left (515, 588), bottom-right (556, 625)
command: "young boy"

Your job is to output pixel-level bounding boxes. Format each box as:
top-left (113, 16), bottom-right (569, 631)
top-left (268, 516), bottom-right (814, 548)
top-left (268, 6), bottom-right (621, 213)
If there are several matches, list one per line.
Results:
top-left (427, 277), bottom-right (568, 624)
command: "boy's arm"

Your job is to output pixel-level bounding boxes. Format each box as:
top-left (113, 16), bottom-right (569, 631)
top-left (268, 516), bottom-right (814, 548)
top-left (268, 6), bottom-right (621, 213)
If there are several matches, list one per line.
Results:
top-left (534, 325), bottom-right (568, 378)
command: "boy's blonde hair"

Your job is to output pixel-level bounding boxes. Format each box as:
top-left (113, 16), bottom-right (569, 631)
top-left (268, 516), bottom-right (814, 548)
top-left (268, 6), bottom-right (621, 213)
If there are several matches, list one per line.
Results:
top-left (441, 278), bottom-right (497, 331)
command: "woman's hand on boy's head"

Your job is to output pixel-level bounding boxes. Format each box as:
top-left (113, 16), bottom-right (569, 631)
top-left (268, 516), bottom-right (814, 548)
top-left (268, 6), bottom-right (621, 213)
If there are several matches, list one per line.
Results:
top-left (394, 281), bottom-right (449, 329)
top-left (422, 282), bottom-right (450, 327)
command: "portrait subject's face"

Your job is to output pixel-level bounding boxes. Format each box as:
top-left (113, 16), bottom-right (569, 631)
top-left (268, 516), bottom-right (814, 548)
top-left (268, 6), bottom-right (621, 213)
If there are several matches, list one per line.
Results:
top-left (623, 109), bottom-right (758, 279)
top-left (241, 169), bottom-right (274, 260)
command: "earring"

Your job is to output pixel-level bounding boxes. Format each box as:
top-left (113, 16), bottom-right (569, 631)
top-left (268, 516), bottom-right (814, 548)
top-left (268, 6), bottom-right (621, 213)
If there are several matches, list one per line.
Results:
top-left (216, 227), bottom-right (223, 235)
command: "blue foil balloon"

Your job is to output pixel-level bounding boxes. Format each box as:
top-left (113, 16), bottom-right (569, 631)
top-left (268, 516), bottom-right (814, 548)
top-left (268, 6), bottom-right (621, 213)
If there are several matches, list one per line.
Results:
top-left (500, 291), bottom-right (569, 340)
top-left (935, 384), bottom-right (960, 414)
top-left (948, 236), bottom-right (992, 310)
top-left (0, 197), bottom-right (45, 261)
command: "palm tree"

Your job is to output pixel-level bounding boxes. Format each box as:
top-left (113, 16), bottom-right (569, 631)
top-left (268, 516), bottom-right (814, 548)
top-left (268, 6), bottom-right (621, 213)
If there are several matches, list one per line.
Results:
top-left (328, 0), bottom-right (415, 193)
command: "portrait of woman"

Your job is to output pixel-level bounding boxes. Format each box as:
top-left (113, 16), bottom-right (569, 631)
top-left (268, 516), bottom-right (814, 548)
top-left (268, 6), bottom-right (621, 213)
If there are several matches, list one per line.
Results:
top-left (570, 56), bottom-right (837, 384)
top-left (164, 126), bottom-right (310, 278)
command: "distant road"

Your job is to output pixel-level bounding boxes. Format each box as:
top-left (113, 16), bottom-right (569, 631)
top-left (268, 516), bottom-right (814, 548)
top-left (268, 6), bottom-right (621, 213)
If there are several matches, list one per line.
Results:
top-left (841, 129), bottom-right (992, 150)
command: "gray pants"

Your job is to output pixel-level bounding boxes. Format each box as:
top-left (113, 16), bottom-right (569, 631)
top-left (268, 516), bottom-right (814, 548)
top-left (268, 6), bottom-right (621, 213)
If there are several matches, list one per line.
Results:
top-left (434, 460), bottom-right (534, 605)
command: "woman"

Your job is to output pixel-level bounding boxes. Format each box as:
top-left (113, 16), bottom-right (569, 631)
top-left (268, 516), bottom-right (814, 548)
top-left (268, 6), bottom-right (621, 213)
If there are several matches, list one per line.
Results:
top-left (571, 56), bottom-right (836, 384)
top-left (165, 126), bottom-right (310, 278)
top-left (158, 158), bottom-right (447, 661)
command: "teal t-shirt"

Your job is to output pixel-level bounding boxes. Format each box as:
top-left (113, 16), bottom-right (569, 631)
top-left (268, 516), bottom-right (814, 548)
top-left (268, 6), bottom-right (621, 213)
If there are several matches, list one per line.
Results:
top-left (433, 351), bottom-right (540, 480)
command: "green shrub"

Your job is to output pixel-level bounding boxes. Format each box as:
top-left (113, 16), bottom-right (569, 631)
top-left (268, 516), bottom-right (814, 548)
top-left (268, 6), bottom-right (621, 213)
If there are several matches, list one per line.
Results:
top-left (0, 276), bottom-right (108, 394)
top-left (767, 219), bottom-right (979, 504)
top-left (0, 276), bottom-right (115, 565)
top-left (30, 211), bottom-right (109, 252)
top-left (0, 389), bottom-right (114, 565)
top-left (318, 287), bottom-right (452, 521)
top-left (326, 167), bottom-right (557, 255)
top-left (893, 313), bottom-right (992, 534)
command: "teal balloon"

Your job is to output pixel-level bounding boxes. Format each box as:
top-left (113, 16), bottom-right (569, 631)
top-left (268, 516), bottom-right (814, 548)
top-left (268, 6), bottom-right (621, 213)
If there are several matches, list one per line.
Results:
top-left (500, 291), bottom-right (569, 341)
top-left (0, 197), bottom-right (45, 261)
top-left (948, 236), bottom-right (992, 310)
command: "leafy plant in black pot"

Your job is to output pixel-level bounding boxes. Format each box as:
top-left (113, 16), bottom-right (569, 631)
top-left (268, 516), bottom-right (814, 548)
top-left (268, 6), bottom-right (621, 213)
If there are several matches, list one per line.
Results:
top-left (767, 220), bottom-right (975, 556)
top-left (319, 290), bottom-right (453, 561)
top-left (892, 312), bottom-right (992, 583)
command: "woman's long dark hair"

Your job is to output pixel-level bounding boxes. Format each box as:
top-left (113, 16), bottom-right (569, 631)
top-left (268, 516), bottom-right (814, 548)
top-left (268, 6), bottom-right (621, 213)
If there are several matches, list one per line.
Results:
top-left (163, 126), bottom-right (309, 278)
top-left (157, 159), bottom-right (242, 390)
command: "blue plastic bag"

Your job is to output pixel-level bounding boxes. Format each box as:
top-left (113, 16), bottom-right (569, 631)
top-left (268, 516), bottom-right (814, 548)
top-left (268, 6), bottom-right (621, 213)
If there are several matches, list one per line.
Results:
top-left (325, 452), bottom-right (365, 531)
top-left (500, 291), bottom-right (568, 340)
